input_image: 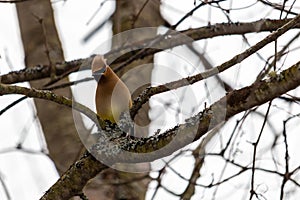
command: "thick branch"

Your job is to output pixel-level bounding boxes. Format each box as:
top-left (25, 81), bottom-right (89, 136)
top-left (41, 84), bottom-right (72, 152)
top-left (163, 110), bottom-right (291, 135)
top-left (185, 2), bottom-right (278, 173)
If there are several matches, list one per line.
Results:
top-left (97, 62), bottom-right (300, 164)
top-left (40, 60), bottom-right (300, 200)
top-left (1, 18), bottom-right (300, 85)
top-left (0, 57), bottom-right (92, 84)
top-left (107, 18), bottom-right (300, 66)
top-left (40, 152), bottom-right (108, 200)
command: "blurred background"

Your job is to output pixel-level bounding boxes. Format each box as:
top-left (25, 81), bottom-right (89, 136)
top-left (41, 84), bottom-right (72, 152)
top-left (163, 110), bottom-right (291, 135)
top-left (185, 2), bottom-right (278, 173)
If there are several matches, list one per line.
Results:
top-left (0, 0), bottom-right (300, 199)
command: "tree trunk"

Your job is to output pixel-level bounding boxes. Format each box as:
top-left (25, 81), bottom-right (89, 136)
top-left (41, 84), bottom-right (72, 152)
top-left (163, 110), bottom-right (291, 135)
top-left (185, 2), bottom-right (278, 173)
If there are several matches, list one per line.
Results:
top-left (16, 0), bottom-right (82, 174)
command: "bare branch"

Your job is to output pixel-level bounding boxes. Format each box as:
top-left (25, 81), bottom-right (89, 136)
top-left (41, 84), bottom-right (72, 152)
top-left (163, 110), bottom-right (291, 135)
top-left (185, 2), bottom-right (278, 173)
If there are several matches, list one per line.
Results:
top-left (249, 102), bottom-right (272, 200)
top-left (1, 18), bottom-right (300, 85)
top-left (0, 83), bottom-right (101, 127)
top-left (40, 152), bottom-right (108, 200)
top-left (40, 60), bottom-right (300, 200)
top-left (131, 14), bottom-right (300, 118)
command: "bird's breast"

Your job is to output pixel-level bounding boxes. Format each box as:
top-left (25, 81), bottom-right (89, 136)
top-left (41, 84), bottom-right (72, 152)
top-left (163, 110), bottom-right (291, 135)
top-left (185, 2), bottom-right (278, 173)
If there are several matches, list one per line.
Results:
top-left (95, 79), bottom-right (132, 123)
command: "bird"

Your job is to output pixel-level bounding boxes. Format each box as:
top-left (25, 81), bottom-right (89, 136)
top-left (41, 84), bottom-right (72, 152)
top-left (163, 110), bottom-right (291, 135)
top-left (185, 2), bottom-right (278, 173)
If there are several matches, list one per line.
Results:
top-left (91, 55), bottom-right (133, 125)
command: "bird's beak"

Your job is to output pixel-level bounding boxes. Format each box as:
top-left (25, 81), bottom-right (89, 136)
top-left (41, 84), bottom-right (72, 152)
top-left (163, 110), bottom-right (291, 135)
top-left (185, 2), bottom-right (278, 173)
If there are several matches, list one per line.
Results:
top-left (92, 67), bottom-right (106, 82)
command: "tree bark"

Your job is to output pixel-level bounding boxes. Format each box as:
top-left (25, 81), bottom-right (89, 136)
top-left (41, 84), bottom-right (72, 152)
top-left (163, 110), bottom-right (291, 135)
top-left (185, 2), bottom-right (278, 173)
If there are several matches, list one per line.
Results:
top-left (16, 0), bottom-right (82, 174)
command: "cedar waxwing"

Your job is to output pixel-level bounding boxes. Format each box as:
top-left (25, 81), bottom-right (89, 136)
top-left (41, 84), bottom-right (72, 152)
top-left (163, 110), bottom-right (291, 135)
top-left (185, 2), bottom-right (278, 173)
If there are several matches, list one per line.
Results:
top-left (92, 55), bottom-right (132, 124)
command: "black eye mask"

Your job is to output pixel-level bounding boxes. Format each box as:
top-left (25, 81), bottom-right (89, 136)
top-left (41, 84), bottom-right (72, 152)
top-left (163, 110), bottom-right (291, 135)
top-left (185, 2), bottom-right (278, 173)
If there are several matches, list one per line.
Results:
top-left (92, 67), bottom-right (106, 82)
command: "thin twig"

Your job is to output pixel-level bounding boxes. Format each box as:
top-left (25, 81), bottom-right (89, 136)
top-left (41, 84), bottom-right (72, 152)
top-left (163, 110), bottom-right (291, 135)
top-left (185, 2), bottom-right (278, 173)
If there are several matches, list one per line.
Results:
top-left (131, 14), bottom-right (300, 119)
top-left (249, 101), bottom-right (272, 200)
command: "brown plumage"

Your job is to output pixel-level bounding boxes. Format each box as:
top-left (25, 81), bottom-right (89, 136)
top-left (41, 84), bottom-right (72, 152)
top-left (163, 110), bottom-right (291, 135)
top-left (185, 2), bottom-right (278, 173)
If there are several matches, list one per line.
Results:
top-left (92, 55), bottom-right (132, 123)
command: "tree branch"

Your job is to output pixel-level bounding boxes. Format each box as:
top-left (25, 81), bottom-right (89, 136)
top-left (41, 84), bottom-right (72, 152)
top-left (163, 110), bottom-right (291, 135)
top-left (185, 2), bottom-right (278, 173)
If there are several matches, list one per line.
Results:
top-left (40, 152), bottom-right (108, 200)
top-left (1, 18), bottom-right (300, 85)
top-left (0, 83), bottom-right (102, 127)
top-left (130, 13), bottom-right (300, 118)
top-left (40, 60), bottom-right (300, 200)
top-left (0, 57), bottom-right (92, 84)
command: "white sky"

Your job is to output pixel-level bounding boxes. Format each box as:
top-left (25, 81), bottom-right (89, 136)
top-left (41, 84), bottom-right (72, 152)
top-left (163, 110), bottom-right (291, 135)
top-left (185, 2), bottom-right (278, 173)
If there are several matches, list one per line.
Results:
top-left (0, 0), bottom-right (300, 200)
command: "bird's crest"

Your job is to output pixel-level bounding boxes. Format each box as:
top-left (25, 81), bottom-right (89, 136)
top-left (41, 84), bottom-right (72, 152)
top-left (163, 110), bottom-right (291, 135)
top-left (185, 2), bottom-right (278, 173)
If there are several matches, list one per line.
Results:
top-left (92, 55), bottom-right (107, 73)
